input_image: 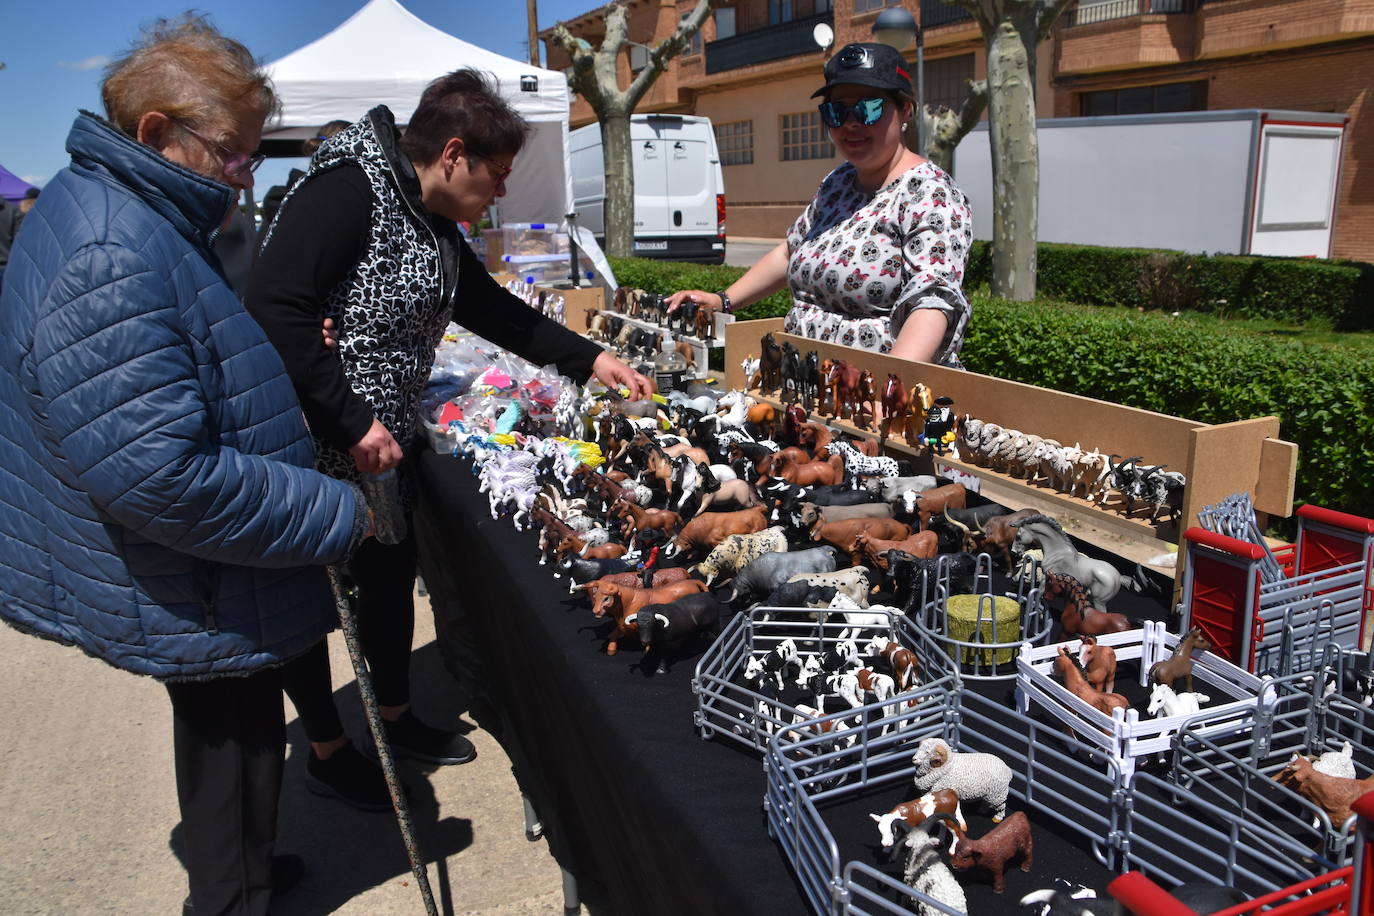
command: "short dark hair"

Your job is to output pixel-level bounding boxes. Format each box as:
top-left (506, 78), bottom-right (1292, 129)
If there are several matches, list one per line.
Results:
top-left (400, 68), bottom-right (529, 166)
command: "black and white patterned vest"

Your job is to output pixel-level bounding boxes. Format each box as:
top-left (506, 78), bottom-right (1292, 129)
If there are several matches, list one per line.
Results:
top-left (265, 106), bottom-right (458, 492)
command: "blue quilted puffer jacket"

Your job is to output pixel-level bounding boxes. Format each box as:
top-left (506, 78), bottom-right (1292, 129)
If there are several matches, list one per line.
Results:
top-left (0, 113), bottom-right (368, 681)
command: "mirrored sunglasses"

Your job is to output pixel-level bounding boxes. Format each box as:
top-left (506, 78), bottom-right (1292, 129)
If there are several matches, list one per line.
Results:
top-left (818, 97), bottom-right (888, 129)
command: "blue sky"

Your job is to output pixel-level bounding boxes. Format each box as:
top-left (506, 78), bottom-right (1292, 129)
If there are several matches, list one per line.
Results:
top-left (0, 0), bottom-right (597, 193)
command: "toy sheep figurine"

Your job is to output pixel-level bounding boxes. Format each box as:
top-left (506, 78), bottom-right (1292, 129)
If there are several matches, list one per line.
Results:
top-left (901, 823), bottom-right (968, 916)
top-left (911, 737), bottom-right (1013, 822)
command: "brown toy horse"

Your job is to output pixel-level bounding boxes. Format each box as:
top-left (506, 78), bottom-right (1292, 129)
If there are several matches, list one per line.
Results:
top-left (906, 382), bottom-right (935, 444)
top-left (880, 374), bottom-right (908, 446)
top-left (1149, 627), bottom-right (1213, 694)
top-left (855, 370), bottom-right (878, 431)
top-left (1054, 647), bottom-right (1131, 719)
top-left (772, 451), bottom-right (844, 487)
top-left (1045, 572), bottom-right (1132, 637)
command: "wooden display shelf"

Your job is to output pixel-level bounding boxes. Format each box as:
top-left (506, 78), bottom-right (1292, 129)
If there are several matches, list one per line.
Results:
top-left (723, 319), bottom-right (1299, 576)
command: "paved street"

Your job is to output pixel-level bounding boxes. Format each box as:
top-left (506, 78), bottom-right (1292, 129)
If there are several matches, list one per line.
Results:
top-left (724, 237), bottom-right (781, 269)
top-left (0, 590), bottom-right (580, 915)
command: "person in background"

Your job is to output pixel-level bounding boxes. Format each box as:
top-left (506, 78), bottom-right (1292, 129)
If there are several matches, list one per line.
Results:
top-left (0, 196), bottom-right (20, 294)
top-left (19, 186), bottom-right (40, 215)
top-left (667, 42), bottom-right (973, 366)
top-left (246, 68), bottom-right (652, 809)
top-left (0, 15), bottom-right (370, 915)
top-left (257, 119), bottom-right (350, 236)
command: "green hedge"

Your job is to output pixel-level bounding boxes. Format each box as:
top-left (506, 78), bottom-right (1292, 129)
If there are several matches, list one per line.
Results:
top-left (608, 256), bottom-right (1374, 518)
top-left (608, 257), bottom-right (791, 321)
top-left (963, 241), bottom-right (1374, 330)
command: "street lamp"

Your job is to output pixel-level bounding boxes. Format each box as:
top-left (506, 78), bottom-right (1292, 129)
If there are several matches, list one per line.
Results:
top-left (872, 6), bottom-right (923, 154)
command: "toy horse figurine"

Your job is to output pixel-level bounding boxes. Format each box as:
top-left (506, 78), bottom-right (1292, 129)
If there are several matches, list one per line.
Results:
top-left (905, 383), bottom-right (934, 444)
top-left (880, 374), bottom-right (908, 446)
top-left (1045, 572), bottom-right (1132, 636)
top-left (801, 351), bottom-right (822, 413)
top-left (1149, 627), bottom-right (1213, 694)
top-left (855, 370), bottom-right (878, 432)
top-left (1054, 647), bottom-right (1132, 719)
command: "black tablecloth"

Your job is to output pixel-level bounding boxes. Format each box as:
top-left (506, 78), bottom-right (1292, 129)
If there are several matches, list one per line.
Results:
top-left (414, 448), bottom-right (807, 915)
top-left (413, 447), bottom-right (1176, 915)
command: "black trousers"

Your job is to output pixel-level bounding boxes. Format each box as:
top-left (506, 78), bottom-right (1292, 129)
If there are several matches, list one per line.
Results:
top-left (282, 529), bottom-right (418, 742)
top-left (166, 666), bottom-right (286, 916)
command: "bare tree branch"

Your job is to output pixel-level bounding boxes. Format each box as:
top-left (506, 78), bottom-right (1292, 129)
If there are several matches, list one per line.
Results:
top-left (626, 0), bottom-right (713, 106)
top-left (1036, 0), bottom-right (1075, 39)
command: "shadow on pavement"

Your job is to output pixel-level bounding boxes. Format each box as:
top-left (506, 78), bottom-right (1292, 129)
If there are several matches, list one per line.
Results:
top-left (169, 641), bottom-right (478, 915)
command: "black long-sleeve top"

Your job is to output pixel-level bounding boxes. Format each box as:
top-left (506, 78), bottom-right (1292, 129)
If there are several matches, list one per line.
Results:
top-left (244, 164), bottom-right (601, 451)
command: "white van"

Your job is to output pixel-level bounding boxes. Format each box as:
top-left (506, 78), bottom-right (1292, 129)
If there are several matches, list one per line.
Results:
top-left (569, 114), bottom-right (726, 264)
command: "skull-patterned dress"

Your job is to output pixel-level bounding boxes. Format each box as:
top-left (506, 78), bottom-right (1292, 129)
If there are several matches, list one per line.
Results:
top-left (783, 161), bottom-right (972, 365)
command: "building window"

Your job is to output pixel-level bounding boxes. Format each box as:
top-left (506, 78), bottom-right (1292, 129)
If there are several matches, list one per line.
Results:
top-left (781, 111), bottom-right (834, 161)
top-left (715, 120), bottom-right (755, 166)
top-left (923, 54), bottom-right (975, 113)
top-left (1080, 80), bottom-right (1208, 116)
top-left (627, 43), bottom-right (648, 73)
top-left (714, 7), bottom-right (736, 39)
top-left (769, 0), bottom-right (794, 25)
top-left (854, 0), bottom-right (899, 11)
top-left (682, 14), bottom-right (701, 55)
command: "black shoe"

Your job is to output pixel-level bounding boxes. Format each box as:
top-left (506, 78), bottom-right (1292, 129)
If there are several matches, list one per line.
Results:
top-left (304, 742), bottom-right (394, 812)
top-left (377, 710), bottom-right (476, 766)
top-left (181, 854), bottom-right (306, 912)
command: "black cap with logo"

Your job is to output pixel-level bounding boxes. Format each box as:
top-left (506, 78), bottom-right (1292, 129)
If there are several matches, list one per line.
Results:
top-left (811, 42), bottom-right (914, 99)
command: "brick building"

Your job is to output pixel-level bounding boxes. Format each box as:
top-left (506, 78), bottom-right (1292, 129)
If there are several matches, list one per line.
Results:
top-left (542, 0), bottom-right (1374, 261)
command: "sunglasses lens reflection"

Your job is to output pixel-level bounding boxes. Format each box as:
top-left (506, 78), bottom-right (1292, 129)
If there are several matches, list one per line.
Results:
top-left (818, 98), bottom-right (887, 129)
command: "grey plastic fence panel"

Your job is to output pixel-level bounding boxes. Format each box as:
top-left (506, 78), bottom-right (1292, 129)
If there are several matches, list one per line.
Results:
top-left (952, 691), bottom-right (1126, 870)
top-left (1122, 770), bottom-right (1317, 898)
top-left (913, 567), bottom-right (1053, 682)
top-left (765, 683), bottom-right (958, 916)
top-left (693, 606), bottom-right (958, 755)
top-left (1171, 677), bottom-right (1362, 868)
top-left (1255, 561), bottom-right (1367, 671)
top-left (841, 862), bottom-right (967, 916)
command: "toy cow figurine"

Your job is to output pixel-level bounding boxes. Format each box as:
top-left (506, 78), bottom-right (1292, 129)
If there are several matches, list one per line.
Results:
top-left (636, 593), bottom-right (725, 674)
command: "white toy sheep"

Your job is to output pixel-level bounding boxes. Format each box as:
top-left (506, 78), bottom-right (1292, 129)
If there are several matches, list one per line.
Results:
top-left (911, 737), bottom-right (1013, 822)
top-left (901, 825), bottom-right (968, 916)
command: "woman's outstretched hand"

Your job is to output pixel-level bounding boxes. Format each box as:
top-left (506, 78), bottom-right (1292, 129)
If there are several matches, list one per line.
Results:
top-left (591, 350), bottom-right (655, 400)
top-left (664, 290), bottom-right (721, 316)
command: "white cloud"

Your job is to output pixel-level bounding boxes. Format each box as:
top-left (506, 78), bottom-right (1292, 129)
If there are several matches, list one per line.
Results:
top-left (56, 56), bottom-right (111, 71)
top-left (20, 175), bottom-right (46, 187)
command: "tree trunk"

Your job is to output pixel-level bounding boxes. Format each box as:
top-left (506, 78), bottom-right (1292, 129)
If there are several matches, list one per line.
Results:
top-left (601, 108), bottom-right (635, 258)
top-left (986, 19), bottom-right (1038, 301)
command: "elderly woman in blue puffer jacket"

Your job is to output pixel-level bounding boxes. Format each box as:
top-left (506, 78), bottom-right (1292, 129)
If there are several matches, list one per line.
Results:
top-left (0, 16), bottom-right (368, 915)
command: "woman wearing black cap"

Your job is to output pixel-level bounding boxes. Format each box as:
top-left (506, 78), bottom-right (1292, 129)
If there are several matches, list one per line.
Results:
top-left (667, 42), bottom-right (972, 367)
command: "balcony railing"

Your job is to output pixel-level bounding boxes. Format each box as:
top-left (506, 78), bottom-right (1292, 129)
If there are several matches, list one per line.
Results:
top-left (704, 12), bottom-right (833, 75)
top-left (1065, 0), bottom-right (1198, 27)
top-left (922, 0), bottom-right (974, 28)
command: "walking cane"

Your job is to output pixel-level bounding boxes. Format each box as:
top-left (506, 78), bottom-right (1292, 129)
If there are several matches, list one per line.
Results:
top-left (328, 469), bottom-right (439, 916)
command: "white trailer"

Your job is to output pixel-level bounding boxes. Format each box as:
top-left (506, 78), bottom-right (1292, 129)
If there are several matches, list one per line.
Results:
top-left (956, 109), bottom-right (1349, 258)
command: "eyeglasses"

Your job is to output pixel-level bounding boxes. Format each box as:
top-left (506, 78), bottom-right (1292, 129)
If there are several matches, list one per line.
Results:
top-left (836, 44), bottom-right (876, 71)
top-left (818, 97), bottom-right (889, 129)
top-left (172, 118), bottom-right (266, 178)
top-left (469, 152), bottom-right (513, 183)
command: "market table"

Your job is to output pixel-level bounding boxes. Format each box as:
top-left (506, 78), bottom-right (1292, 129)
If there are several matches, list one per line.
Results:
top-left (413, 446), bottom-right (807, 914)
top-left (412, 445), bottom-right (1175, 914)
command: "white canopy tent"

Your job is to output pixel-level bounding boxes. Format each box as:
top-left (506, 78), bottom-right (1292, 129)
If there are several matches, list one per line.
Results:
top-left (262, 0), bottom-right (574, 226)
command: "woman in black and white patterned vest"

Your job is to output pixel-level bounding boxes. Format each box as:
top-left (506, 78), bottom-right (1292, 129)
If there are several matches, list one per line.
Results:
top-left (247, 70), bottom-right (652, 810)
top-left (666, 42), bottom-right (973, 367)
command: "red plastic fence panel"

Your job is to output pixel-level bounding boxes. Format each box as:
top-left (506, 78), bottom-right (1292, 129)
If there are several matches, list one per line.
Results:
top-left (1107, 873), bottom-right (1203, 915)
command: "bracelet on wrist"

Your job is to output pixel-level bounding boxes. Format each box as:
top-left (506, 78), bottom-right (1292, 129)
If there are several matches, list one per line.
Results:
top-left (718, 291), bottom-right (733, 314)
